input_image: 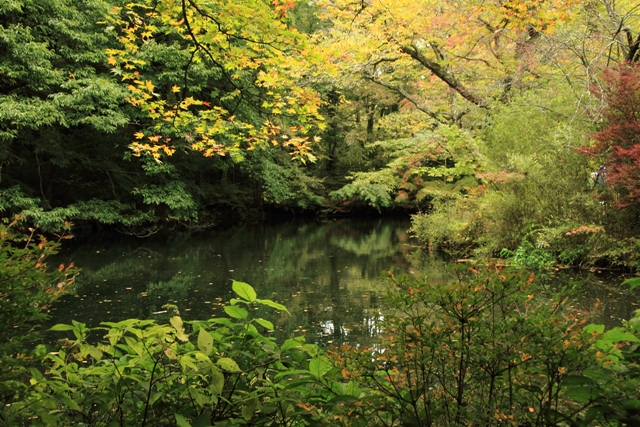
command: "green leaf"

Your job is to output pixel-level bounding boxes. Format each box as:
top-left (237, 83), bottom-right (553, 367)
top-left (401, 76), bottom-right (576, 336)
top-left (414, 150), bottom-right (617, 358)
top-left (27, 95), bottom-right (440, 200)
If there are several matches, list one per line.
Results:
top-left (242, 396), bottom-right (258, 421)
top-left (49, 324), bottom-right (75, 332)
top-left (602, 330), bottom-right (640, 343)
top-left (622, 277), bottom-right (640, 291)
top-left (254, 318), bottom-right (274, 331)
top-left (583, 405), bottom-right (607, 425)
top-left (198, 327), bottom-right (214, 354)
top-left (87, 346), bottom-right (103, 361)
top-left (217, 357), bottom-right (242, 372)
top-left (224, 305), bottom-right (248, 319)
top-left (309, 356), bottom-right (332, 379)
top-left (192, 412), bottom-right (213, 427)
top-left (564, 386), bottom-right (597, 403)
top-left (232, 281), bottom-right (257, 302)
top-left (171, 316), bottom-right (189, 342)
top-left (562, 375), bottom-right (594, 386)
top-left (59, 394), bottom-right (82, 412)
top-left (257, 299), bottom-right (290, 314)
top-left (583, 367), bottom-right (612, 381)
top-left (281, 337), bottom-right (304, 350)
top-left (170, 316), bottom-right (184, 331)
top-left (584, 324), bottom-right (605, 335)
top-left (329, 395), bottom-right (359, 404)
top-left (210, 318), bottom-right (236, 328)
top-left (175, 413), bottom-right (191, 427)
top-left (210, 366), bottom-right (224, 395)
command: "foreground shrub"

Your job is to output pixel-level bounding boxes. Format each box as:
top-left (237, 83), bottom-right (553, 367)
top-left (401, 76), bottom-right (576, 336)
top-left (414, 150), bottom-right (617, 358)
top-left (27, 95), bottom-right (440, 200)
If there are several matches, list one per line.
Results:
top-left (7, 272), bottom-right (640, 426)
top-left (0, 216), bottom-right (76, 413)
top-left (322, 266), bottom-right (623, 427)
top-left (5, 282), bottom-right (336, 427)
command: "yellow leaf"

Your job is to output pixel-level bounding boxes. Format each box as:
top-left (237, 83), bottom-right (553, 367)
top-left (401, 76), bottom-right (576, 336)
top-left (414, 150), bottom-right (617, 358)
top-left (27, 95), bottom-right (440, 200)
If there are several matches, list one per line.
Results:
top-left (171, 85), bottom-right (181, 93)
top-left (134, 132), bottom-right (144, 139)
top-left (145, 80), bottom-right (155, 93)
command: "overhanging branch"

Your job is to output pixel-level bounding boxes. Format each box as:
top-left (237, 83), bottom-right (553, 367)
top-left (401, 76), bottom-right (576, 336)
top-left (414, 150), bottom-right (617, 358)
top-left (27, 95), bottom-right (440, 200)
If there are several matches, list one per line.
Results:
top-left (400, 44), bottom-right (488, 108)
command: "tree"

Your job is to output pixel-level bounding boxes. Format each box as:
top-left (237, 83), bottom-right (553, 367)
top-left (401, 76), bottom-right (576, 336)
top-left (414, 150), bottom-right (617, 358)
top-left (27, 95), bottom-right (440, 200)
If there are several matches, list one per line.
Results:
top-left (313, 0), bottom-right (581, 124)
top-left (106, 0), bottom-right (325, 162)
top-left (587, 62), bottom-right (640, 208)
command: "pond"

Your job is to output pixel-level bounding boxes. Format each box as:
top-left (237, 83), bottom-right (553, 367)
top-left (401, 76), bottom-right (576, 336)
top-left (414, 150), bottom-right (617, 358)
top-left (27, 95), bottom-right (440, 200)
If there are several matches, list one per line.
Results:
top-left (48, 218), bottom-right (640, 346)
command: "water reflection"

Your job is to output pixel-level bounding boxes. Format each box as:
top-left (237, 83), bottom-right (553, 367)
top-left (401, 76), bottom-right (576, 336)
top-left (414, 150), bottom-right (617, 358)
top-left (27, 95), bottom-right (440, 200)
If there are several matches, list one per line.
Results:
top-left (48, 219), bottom-right (639, 347)
top-left (49, 218), bottom-right (418, 346)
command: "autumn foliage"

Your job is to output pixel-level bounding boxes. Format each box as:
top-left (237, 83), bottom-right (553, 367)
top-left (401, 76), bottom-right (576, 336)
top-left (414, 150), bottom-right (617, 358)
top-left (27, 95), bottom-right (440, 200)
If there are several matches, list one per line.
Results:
top-left (588, 63), bottom-right (640, 207)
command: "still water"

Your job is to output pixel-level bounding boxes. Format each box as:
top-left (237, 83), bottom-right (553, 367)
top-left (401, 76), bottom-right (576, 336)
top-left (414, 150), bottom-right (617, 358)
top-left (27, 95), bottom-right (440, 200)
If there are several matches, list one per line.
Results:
top-left (49, 218), bottom-right (639, 346)
top-left (49, 219), bottom-right (418, 346)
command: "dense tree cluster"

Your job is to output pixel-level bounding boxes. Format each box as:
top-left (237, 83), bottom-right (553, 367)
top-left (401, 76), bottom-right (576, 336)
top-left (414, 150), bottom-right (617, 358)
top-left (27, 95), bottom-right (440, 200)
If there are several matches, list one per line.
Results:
top-left (1, 0), bottom-right (640, 265)
top-left (5, 2), bottom-right (640, 425)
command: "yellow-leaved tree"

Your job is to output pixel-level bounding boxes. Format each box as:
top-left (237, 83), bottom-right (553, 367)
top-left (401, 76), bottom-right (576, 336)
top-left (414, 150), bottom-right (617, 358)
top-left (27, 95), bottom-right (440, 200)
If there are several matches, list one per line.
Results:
top-left (314, 0), bottom-right (583, 123)
top-left (106, 0), bottom-right (325, 163)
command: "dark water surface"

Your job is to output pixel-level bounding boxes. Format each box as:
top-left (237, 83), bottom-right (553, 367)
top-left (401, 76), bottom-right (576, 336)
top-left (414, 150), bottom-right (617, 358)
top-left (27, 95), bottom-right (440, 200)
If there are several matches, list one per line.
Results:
top-left (49, 219), bottom-right (418, 346)
top-left (48, 218), bottom-right (639, 346)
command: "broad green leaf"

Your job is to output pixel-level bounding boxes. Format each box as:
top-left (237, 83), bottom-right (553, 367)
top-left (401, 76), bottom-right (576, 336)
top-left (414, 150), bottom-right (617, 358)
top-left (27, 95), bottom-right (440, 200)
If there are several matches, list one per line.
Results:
top-left (149, 392), bottom-right (163, 407)
top-left (583, 367), bottom-right (612, 381)
top-left (254, 318), bottom-right (274, 331)
top-left (309, 356), bottom-right (332, 379)
top-left (210, 366), bottom-right (224, 395)
top-left (194, 351), bottom-right (213, 364)
top-left (274, 369), bottom-right (315, 380)
top-left (224, 305), bottom-right (248, 319)
top-left (210, 318), bottom-right (236, 328)
top-left (217, 357), bottom-right (242, 372)
top-left (281, 337), bottom-right (305, 350)
top-left (198, 327), bottom-right (214, 354)
top-left (564, 386), bottom-right (597, 403)
top-left (171, 316), bottom-right (189, 342)
top-left (329, 395), bottom-right (359, 404)
top-left (242, 396), bottom-right (258, 421)
top-left (170, 316), bottom-right (184, 331)
top-left (49, 324), bottom-right (75, 332)
top-left (562, 375), bottom-right (594, 386)
top-left (584, 405), bottom-right (607, 425)
top-left (622, 277), bottom-right (640, 291)
top-left (584, 324), bottom-right (605, 335)
top-left (257, 298), bottom-right (290, 314)
top-left (192, 390), bottom-right (209, 407)
top-left (602, 330), bottom-right (640, 343)
top-left (124, 336), bottom-right (143, 356)
top-left (175, 413), bottom-right (191, 427)
top-left (192, 412), bottom-right (213, 427)
top-left (59, 394), bottom-right (82, 412)
top-left (179, 355), bottom-right (198, 371)
top-left (87, 346), bottom-right (103, 361)
top-left (233, 281), bottom-right (257, 302)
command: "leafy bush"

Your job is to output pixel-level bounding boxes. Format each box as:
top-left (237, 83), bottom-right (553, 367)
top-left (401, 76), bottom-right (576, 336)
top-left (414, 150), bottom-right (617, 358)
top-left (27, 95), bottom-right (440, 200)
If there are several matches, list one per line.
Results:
top-left (331, 126), bottom-right (481, 212)
top-left (323, 266), bottom-right (613, 427)
top-left (0, 216), bottom-right (76, 413)
top-left (5, 282), bottom-right (339, 427)
top-left (6, 270), bottom-right (640, 426)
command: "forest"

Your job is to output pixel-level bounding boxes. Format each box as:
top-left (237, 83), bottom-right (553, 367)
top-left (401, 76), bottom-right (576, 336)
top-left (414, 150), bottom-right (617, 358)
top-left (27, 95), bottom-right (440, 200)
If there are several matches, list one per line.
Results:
top-left (0, 0), bottom-right (638, 267)
top-left (3, 0), bottom-right (640, 425)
